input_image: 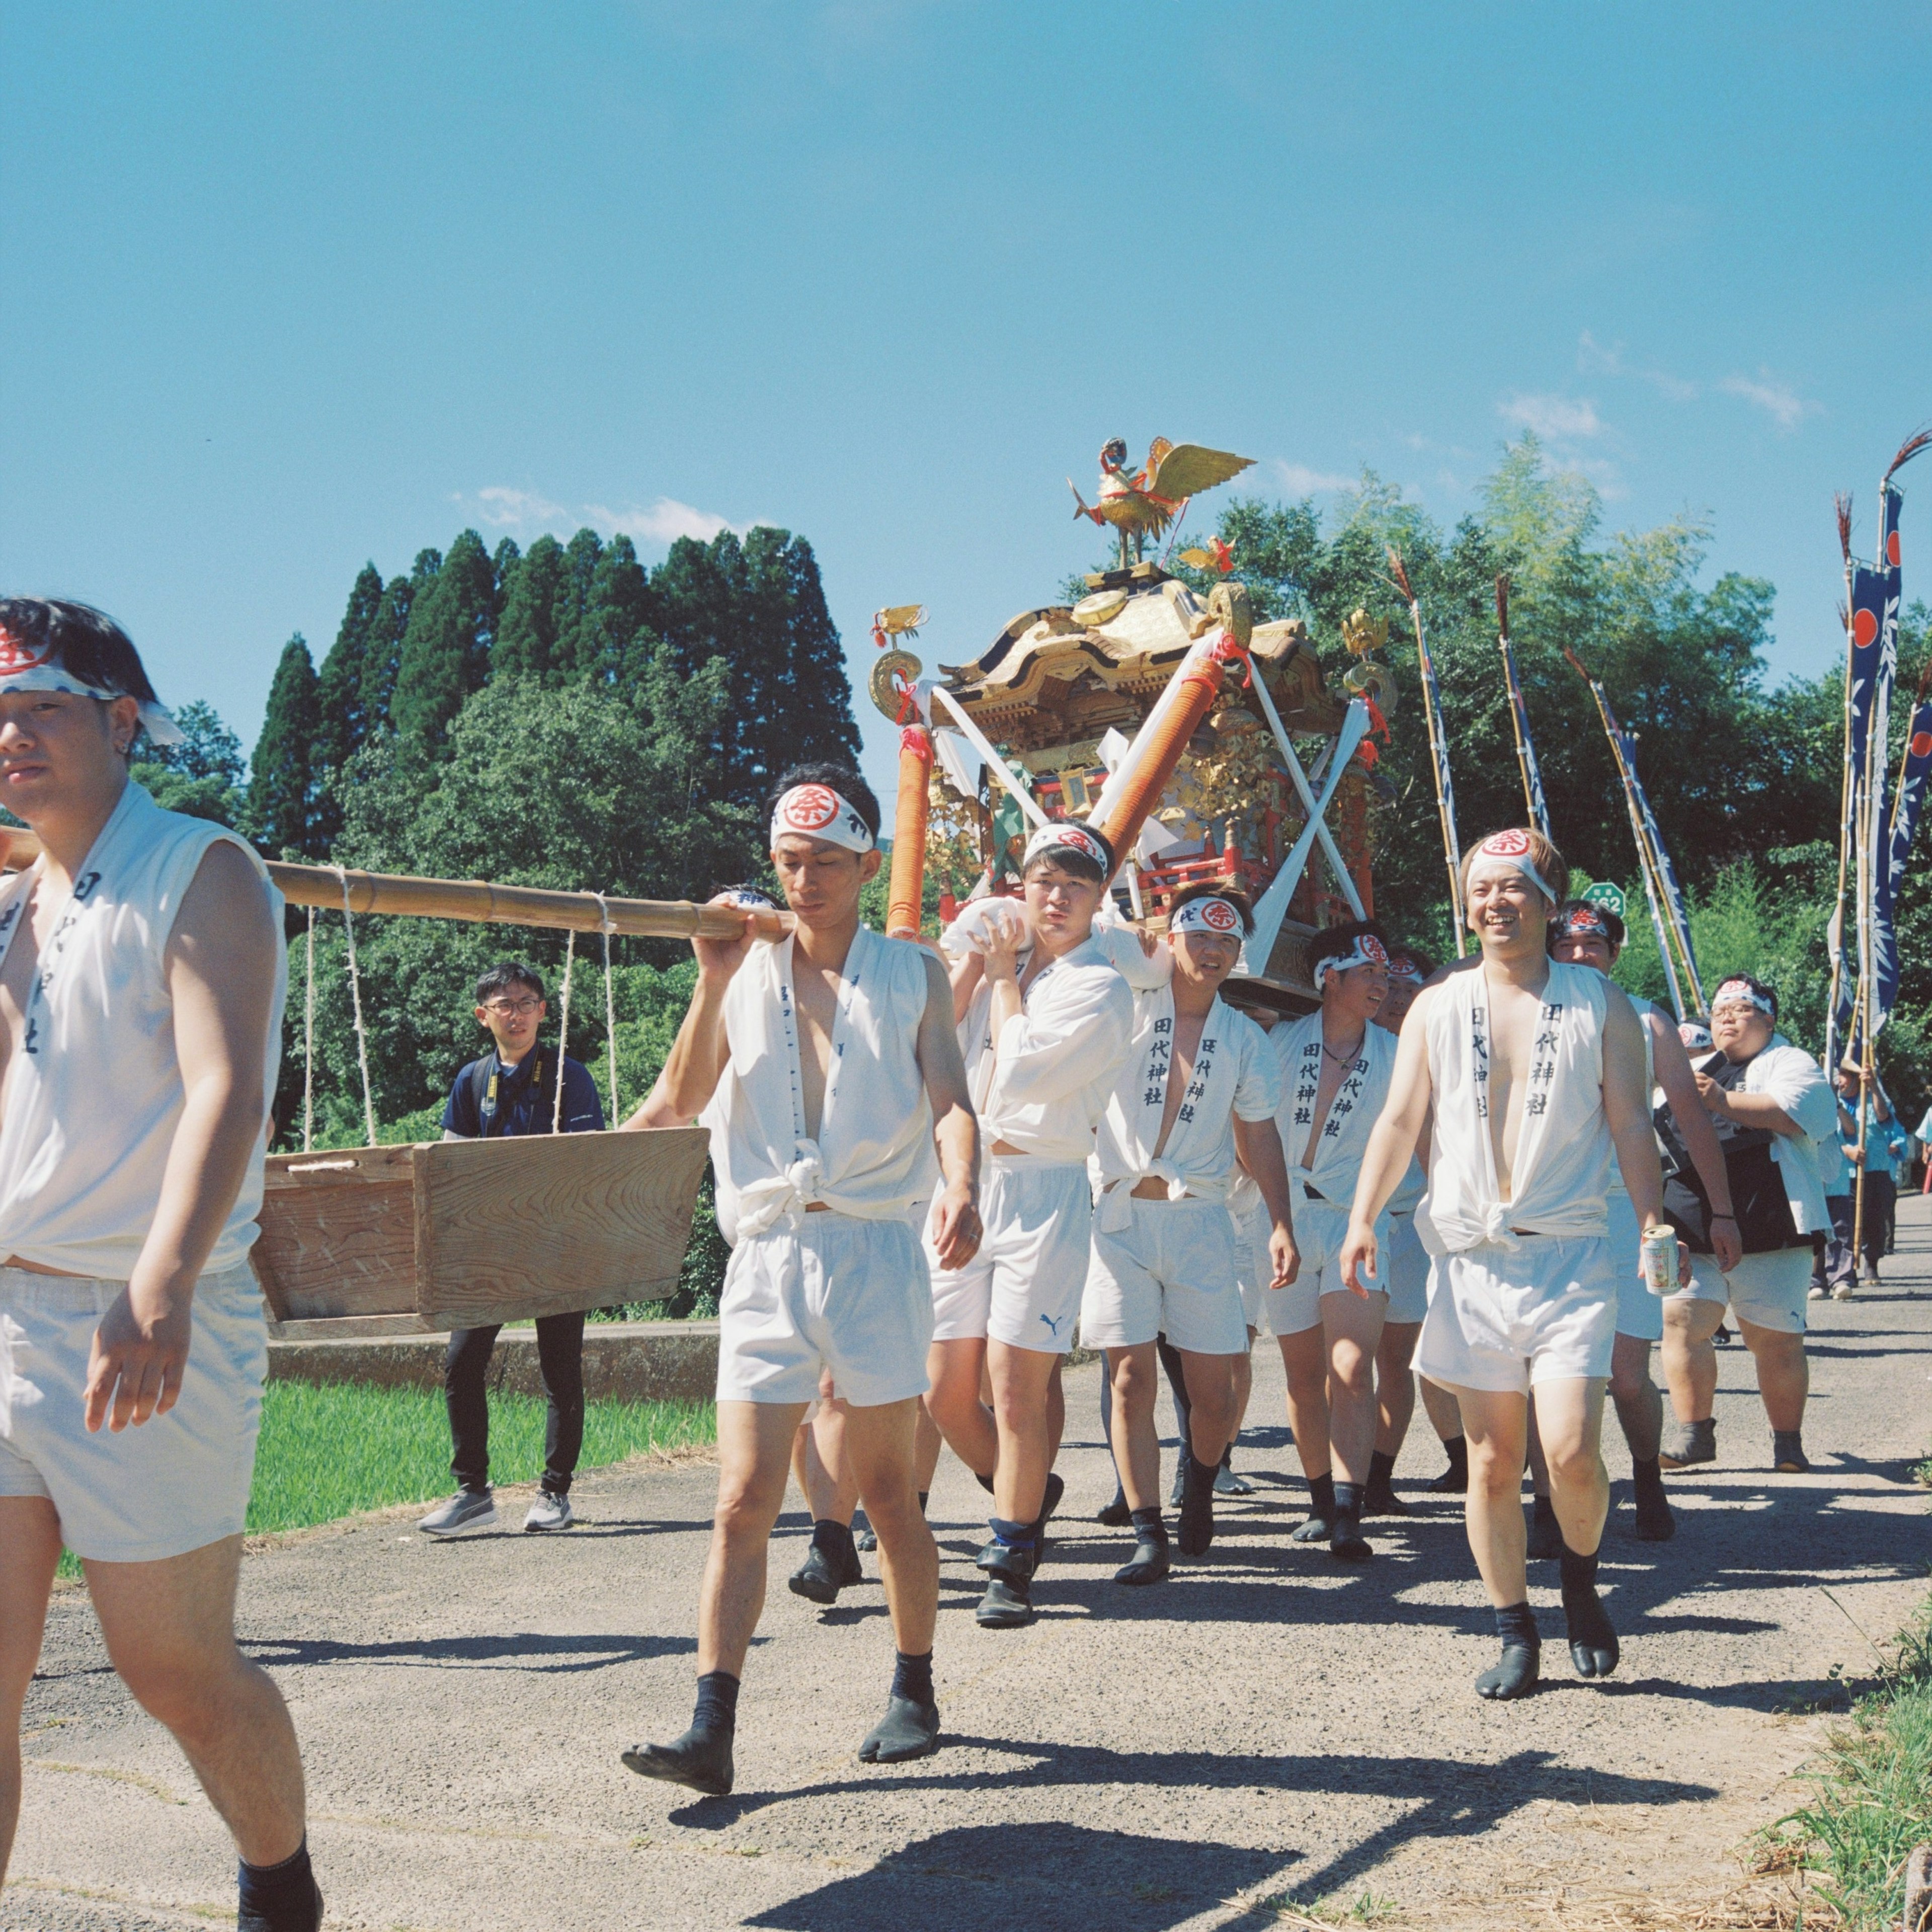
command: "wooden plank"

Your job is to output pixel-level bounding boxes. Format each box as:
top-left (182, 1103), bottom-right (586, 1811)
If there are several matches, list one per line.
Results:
top-left (254, 1146), bottom-right (420, 1320)
top-left (413, 1128), bottom-right (711, 1330)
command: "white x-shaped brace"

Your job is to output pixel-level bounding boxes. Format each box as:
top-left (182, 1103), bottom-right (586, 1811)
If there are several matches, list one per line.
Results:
top-left (1239, 685), bottom-right (1371, 978)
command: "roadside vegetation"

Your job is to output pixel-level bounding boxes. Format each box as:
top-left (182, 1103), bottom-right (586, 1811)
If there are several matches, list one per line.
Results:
top-left (1759, 1459), bottom-right (1932, 1929)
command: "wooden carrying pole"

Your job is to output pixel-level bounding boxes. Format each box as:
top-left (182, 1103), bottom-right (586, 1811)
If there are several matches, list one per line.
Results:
top-left (0, 829), bottom-right (790, 942)
top-left (886, 723), bottom-right (934, 939)
top-left (1092, 630), bottom-right (1247, 878)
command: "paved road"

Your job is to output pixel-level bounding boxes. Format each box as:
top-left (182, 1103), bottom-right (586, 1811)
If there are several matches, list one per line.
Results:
top-left (12, 1206), bottom-right (1932, 1930)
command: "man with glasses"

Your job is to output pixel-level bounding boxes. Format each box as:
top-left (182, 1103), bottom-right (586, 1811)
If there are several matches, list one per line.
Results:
top-left (418, 961), bottom-right (605, 1537)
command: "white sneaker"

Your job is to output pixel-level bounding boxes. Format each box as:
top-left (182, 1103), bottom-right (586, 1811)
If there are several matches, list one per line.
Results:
top-left (523, 1492), bottom-right (575, 1533)
top-left (419, 1489), bottom-right (498, 1537)
top-left (1831, 1281), bottom-right (1856, 1302)
top-left (1808, 1283), bottom-right (1827, 1299)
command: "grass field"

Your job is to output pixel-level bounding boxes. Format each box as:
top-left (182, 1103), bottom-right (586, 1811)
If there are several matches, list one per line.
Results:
top-left (56, 1381), bottom-right (714, 1577)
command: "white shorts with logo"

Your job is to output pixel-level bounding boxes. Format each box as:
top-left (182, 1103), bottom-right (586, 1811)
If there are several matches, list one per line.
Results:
top-left (0, 1262), bottom-right (266, 1564)
top-left (1605, 1190), bottom-right (1662, 1343)
top-left (1265, 1193), bottom-right (1390, 1338)
top-left (925, 1156), bottom-right (1092, 1354)
top-left (718, 1212), bottom-right (932, 1407)
top-left (1081, 1195), bottom-right (1248, 1356)
top-left (1673, 1246), bottom-right (1811, 1336)
top-left (1415, 1234), bottom-right (1618, 1394)
top-left (1384, 1211), bottom-right (1430, 1326)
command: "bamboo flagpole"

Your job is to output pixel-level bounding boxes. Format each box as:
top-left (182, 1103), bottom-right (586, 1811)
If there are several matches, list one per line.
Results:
top-left (1562, 646), bottom-right (1693, 1021)
top-left (1823, 494), bottom-right (1859, 1079)
top-left (1388, 548), bottom-right (1466, 956)
top-left (1494, 575), bottom-right (1552, 838)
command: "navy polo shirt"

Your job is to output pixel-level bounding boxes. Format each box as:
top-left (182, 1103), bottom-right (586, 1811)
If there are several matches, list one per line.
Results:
top-left (442, 1048), bottom-right (606, 1139)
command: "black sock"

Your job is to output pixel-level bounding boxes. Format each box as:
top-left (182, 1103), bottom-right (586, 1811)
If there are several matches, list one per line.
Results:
top-left (1220, 1442), bottom-right (1235, 1470)
top-left (1333, 1480), bottom-right (1362, 1522)
top-left (891, 1649), bottom-right (934, 1707)
top-left (1367, 1449), bottom-right (1396, 1491)
top-left (1308, 1472), bottom-right (1336, 1518)
top-left (989, 1514), bottom-right (1035, 1552)
top-left (1444, 1435), bottom-right (1468, 1480)
top-left (917, 1490), bottom-right (928, 1515)
top-left (1532, 1492), bottom-right (1558, 1526)
top-left (1631, 1455), bottom-right (1664, 1501)
top-left (237, 1838), bottom-right (319, 1932)
top-left (1189, 1451), bottom-right (1220, 1489)
top-left (693, 1669), bottom-right (740, 1734)
top-left (975, 1470), bottom-right (996, 1494)
top-left (811, 1517), bottom-right (854, 1557)
top-left (1130, 1504), bottom-right (1168, 1544)
top-left (1495, 1601), bottom-right (1540, 1649)
top-left (1558, 1540), bottom-right (1599, 1604)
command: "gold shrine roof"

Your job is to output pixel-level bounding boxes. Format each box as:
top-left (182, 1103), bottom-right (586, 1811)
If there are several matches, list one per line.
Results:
top-left (936, 567), bottom-right (1344, 754)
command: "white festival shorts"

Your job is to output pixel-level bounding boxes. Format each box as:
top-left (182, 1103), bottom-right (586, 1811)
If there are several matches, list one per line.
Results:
top-left (1605, 1190), bottom-right (1662, 1343)
top-left (1081, 1193), bottom-right (1248, 1356)
top-left (1383, 1211), bottom-right (1431, 1326)
top-left (1265, 1194), bottom-right (1389, 1338)
top-left (0, 1262), bottom-right (266, 1564)
top-left (1672, 1246), bottom-right (1811, 1336)
top-left (1233, 1202), bottom-right (1270, 1332)
top-left (925, 1155), bottom-right (1092, 1354)
top-left (1415, 1233), bottom-right (1618, 1394)
top-left (718, 1211), bottom-right (933, 1407)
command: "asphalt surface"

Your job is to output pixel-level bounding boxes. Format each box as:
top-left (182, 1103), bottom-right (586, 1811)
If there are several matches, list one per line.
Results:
top-left (11, 1203), bottom-right (1931, 1930)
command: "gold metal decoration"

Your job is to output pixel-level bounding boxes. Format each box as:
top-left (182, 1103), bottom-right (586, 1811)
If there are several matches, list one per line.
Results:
top-left (1069, 437), bottom-right (1255, 567)
top-left (869, 648), bottom-right (923, 721)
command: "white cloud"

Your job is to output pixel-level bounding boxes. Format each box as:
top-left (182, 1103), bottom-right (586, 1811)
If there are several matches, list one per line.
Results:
top-left (1577, 331), bottom-right (1698, 403)
top-left (1272, 459), bottom-right (1353, 494)
top-left (1499, 393), bottom-right (1603, 439)
top-left (586, 497), bottom-right (740, 545)
top-left (471, 486), bottom-right (567, 529)
top-left (1720, 370), bottom-right (1818, 431)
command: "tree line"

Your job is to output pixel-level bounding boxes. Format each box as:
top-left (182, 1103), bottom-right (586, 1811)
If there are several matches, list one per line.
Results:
top-left (133, 447), bottom-right (1928, 1303)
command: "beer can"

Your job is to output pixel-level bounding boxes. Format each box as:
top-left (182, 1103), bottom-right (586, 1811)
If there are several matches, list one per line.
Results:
top-left (1641, 1225), bottom-right (1678, 1296)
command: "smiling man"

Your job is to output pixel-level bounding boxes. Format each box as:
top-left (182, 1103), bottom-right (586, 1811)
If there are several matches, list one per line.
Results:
top-left (1342, 828), bottom-right (1673, 1701)
top-left (1082, 883), bottom-right (1296, 1582)
top-left (0, 601), bottom-right (318, 1930)
top-left (621, 764), bottom-right (981, 1794)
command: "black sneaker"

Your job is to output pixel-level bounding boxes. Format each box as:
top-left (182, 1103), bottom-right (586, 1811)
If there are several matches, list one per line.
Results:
top-left (1111, 1534), bottom-right (1171, 1586)
top-left (1659, 1418), bottom-right (1716, 1469)
top-left (789, 1529), bottom-right (863, 1604)
top-left (1772, 1431), bottom-right (1811, 1474)
top-left (1095, 1489), bottom-right (1132, 1527)
top-left (975, 1537), bottom-right (1035, 1627)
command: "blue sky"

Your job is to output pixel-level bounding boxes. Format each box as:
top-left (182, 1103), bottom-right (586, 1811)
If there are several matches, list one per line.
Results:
top-left (4, 2), bottom-right (1927, 800)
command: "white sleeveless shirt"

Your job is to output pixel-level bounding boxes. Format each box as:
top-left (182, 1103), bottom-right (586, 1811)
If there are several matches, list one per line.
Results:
top-left (0, 781), bottom-right (287, 1278)
top-left (1419, 958), bottom-right (1612, 1254)
top-left (708, 925), bottom-right (938, 1242)
top-left (1270, 1012), bottom-right (1399, 1202)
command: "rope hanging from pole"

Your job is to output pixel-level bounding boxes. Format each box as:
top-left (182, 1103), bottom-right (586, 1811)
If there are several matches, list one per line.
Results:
top-left (551, 929), bottom-right (576, 1135)
top-left (302, 906), bottom-right (315, 1155)
top-left (332, 866), bottom-right (378, 1148)
top-left (595, 893), bottom-right (619, 1126)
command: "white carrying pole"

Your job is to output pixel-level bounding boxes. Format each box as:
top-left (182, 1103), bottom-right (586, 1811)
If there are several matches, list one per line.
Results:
top-left (930, 685), bottom-right (1049, 829)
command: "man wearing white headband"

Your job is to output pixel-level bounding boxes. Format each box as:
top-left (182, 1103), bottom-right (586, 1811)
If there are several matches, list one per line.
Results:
top-left (1654, 974), bottom-right (1833, 1477)
top-left (1341, 827), bottom-right (1672, 1701)
top-left (1546, 900), bottom-right (1738, 1548)
top-left (0, 602), bottom-right (322, 1927)
top-left (1263, 920), bottom-right (1398, 1561)
top-left (1082, 883), bottom-right (1296, 1583)
top-left (932, 817), bottom-right (1132, 1629)
top-left (625, 763), bottom-right (983, 1793)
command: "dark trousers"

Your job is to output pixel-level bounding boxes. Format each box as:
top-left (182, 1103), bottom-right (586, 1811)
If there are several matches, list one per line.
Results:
top-left (1812, 1194), bottom-right (1856, 1294)
top-left (444, 1311), bottom-right (586, 1496)
top-left (1856, 1172), bottom-right (1897, 1272)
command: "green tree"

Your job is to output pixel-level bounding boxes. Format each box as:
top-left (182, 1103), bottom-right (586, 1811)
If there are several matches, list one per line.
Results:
top-left (649, 526), bottom-right (859, 806)
top-left (390, 531), bottom-right (499, 757)
top-left (493, 533), bottom-right (568, 685)
top-left (358, 551), bottom-right (438, 740)
top-left (249, 636), bottom-right (321, 856)
top-left (311, 563), bottom-right (385, 848)
top-left (128, 698), bottom-right (248, 826)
